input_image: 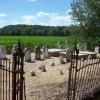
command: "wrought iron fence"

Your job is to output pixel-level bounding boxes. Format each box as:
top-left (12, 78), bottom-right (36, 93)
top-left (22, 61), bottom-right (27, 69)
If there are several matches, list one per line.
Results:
top-left (0, 41), bottom-right (26, 100)
top-left (67, 48), bottom-right (100, 100)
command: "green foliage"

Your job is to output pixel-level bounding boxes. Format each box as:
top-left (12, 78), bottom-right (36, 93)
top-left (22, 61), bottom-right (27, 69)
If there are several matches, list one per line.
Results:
top-left (71, 0), bottom-right (100, 38)
top-left (0, 25), bottom-right (71, 36)
top-left (0, 36), bottom-right (68, 54)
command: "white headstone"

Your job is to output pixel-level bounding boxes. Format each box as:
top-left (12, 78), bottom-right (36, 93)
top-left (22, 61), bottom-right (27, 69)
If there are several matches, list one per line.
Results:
top-left (59, 55), bottom-right (65, 64)
top-left (57, 41), bottom-right (61, 49)
top-left (12, 43), bottom-right (18, 53)
top-left (0, 45), bottom-right (7, 59)
top-left (24, 49), bottom-right (31, 62)
top-left (66, 48), bottom-right (71, 62)
top-left (42, 45), bottom-right (49, 59)
top-left (94, 46), bottom-right (99, 53)
top-left (77, 43), bottom-right (81, 50)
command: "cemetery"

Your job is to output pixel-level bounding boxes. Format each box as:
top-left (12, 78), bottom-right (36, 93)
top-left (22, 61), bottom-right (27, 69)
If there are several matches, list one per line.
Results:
top-left (0, 0), bottom-right (100, 100)
top-left (0, 41), bottom-right (100, 100)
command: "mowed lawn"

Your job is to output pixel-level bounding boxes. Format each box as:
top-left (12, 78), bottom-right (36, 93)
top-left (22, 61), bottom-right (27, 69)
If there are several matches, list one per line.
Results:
top-left (0, 36), bottom-right (70, 53)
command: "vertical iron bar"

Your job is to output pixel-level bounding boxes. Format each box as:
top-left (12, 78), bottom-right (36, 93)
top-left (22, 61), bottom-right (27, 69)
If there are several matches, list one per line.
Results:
top-left (12, 55), bottom-right (17, 100)
top-left (9, 60), bottom-right (10, 100)
top-left (20, 55), bottom-right (24, 100)
top-left (5, 59), bottom-right (7, 100)
top-left (3, 60), bottom-right (4, 100)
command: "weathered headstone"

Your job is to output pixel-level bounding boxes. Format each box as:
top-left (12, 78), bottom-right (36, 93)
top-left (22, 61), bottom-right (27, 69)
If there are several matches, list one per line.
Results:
top-left (0, 45), bottom-right (7, 59)
top-left (59, 55), bottom-right (65, 64)
top-left (34, 46), bottom-right (41, 60)
top-left (42, 45), bottom-right (49, 59)
top-left (77, 43), bottom-right (81, 51)
top-left (57, 41), bottom-right (61, 49)
top-left (24, 48), bottom-right (31, 62)
top-left (66, 48), bottom-right (71, 62)
top-left (94, 46), bottom-right (99, 53)
top-left (12, 43), bottom-right (18, 53)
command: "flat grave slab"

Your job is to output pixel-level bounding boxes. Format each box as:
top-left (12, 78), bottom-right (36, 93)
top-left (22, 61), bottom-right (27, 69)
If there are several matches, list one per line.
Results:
top-left (59, 51), bottom-right (96, 59)
top-left (41, 48), bottom-right (65, 57)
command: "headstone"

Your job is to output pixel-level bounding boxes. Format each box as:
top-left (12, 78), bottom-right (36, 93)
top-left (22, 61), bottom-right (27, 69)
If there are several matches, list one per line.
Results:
top-left (77, 43), bottom-right (81, 51)
top-left (59, 55), bottom-right (65, 64)
top-left (12, 43), bottom-right (18, 53)
top-left (57, 41), bottom-right (61, 49)
top-left (66, 48), bottom-right (71, 62)
top-left (34, 46), bottom-right (41, 60)
top-left (23, 48), bottom-right (27, 53)
top-left (0, 45), bottom-right (7, 59)
top-left (94, 46), bottom-right (99, 53)
top-left (24, 48), bottom-right (31, 62)
top-left (42, 45), bottom-right (49, 59)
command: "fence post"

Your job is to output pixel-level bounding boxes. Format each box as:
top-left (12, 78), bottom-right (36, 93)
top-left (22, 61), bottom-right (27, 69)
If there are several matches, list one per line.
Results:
top-left (67, 44), bottom-right (79, 100)
top-left (12, 40), bottom-right (24, 100)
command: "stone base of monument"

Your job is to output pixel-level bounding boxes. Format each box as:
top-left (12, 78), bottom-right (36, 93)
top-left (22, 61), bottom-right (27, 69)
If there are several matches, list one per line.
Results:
top-left (59, 51), bottom-right (96, 60)
top-left (47, 48), bottom-right (65, 57)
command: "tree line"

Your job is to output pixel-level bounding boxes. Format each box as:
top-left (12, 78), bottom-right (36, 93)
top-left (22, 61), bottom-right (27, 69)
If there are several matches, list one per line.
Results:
top-left (0, 25), bottom-right (78, 36)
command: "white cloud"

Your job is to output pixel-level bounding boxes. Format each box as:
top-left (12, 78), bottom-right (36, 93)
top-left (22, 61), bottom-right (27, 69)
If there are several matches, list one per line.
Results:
top-left (0, 13), bottom-right (7, 17)
top-left (21, 15), bottom-right (36, 24)
top-left (48, 14), bottom-right (72, 26)
top-left (35, 11), bottom-right (72, 26)
top-left (27, 0), bottom-right (37, 2)
top-left (36, 11), bottom-right (59, 18)
top-left (36, 12), bottom-right (50, 17)
top-left (3, 11), bottom-right (73, 27)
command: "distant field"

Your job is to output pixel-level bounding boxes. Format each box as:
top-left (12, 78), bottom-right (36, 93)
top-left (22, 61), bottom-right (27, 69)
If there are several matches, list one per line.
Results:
top-left (0, 36), bottom-right (83, 53)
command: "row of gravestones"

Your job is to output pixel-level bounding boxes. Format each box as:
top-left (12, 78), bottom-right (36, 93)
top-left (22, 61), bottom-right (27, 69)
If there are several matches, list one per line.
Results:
top-left (0, 43), bottom-right (99, 62)
top-left (24, 45), bottom-right (72, 64)
top-left (11, 43), bottom-right (49, 62)
top-left (24, 45), bottom-right (49, 62)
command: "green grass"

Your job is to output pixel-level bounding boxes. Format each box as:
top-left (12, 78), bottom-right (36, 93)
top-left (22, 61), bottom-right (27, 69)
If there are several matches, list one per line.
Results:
top-left (0, 36), bottom-right (84, 54)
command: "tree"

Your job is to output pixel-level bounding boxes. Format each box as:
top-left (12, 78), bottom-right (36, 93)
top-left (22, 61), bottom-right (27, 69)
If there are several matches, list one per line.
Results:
top-left (71, 0), bottom-right (100, 39)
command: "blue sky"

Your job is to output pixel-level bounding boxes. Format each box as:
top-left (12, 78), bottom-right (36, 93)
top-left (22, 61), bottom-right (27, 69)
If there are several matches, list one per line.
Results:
top-left (0, 0), bottom-right (73, 28)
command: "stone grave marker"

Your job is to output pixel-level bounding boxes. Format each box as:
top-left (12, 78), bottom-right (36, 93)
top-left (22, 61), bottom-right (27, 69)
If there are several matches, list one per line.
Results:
top-left (42, 45), bottom-right (49, 59)
top-left (94, 46), bottom-right (99, 53)
top-left (0, 45), bottom-right (7, 59)
top-left (34, 46), bottom-right (41, 60)
top-left (66, 48), bottom-right (71, 62)
top-left (77, 43), bottom-right (81, 51)
top-left (59, 55), bottom-right (65, 64)
top-left (57, 41), bottom-right (61, 49)
top-left (24, 48), bottom-right (31, 62)
top-left (12, 43), bottom-right (18, 53)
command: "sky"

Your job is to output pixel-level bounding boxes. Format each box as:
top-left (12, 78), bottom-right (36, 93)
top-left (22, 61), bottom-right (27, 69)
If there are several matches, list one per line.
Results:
top-left (0, 0), bottom-right (73, 28)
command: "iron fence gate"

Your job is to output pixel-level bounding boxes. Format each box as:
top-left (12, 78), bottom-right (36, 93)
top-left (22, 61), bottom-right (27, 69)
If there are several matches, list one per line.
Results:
top-left (0, 41), bottom-right (26, 100)
top-left (0, 58), bottom-right (12, 100)
top-left (67, 48), bottom-right (100, 100)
